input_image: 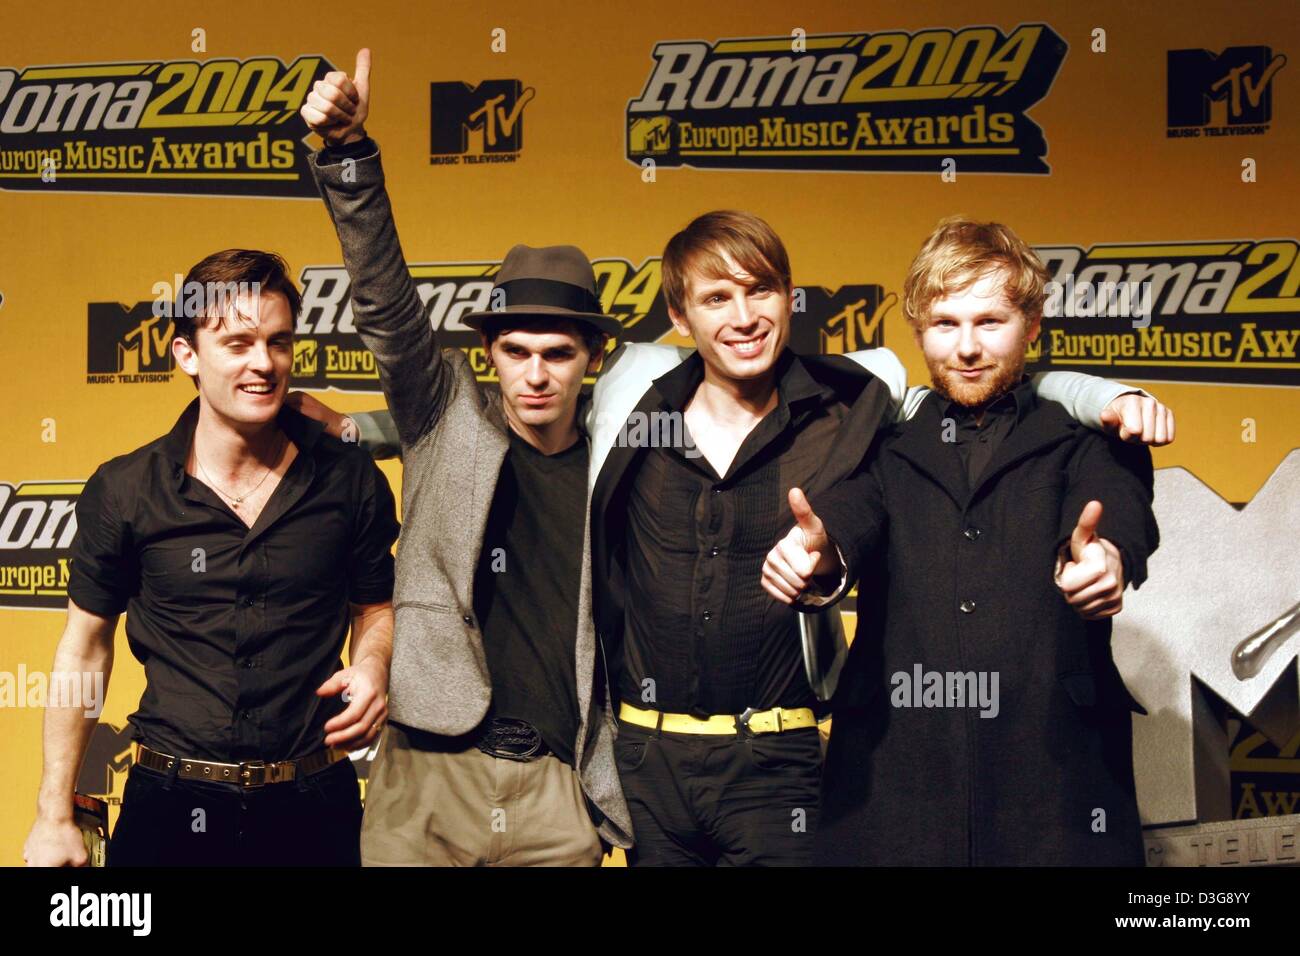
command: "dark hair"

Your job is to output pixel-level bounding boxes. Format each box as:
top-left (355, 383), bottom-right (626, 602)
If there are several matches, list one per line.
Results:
top-left (172, 249), bottom-right (301, 349)
top-left (480, 315), bottom-right (607, 360)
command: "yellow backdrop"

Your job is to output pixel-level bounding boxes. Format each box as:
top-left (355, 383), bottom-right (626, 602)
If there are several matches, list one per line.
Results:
top-left (1, 0), bottom-right (1297, 864)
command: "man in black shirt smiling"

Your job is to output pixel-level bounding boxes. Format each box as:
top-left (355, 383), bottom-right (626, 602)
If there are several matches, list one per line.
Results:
top-left (23, 250), bottom-right (399, 868)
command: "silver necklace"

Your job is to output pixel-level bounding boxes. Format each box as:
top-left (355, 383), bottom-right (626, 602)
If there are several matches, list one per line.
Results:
top-left (195, 431), bottom-right (286, 509)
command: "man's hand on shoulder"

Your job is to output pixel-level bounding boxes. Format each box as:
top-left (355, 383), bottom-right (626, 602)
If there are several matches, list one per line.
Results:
top-left (1100, 392), bottom-right (1174, 446)
top-left (285, 391), bottom-right (358, 443)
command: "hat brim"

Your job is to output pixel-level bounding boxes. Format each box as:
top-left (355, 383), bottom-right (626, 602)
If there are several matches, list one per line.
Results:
top-left (461, 305), bottom-right (624, 338)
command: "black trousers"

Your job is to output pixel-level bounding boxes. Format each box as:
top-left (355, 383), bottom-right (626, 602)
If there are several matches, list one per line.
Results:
top-left (614, 721), bottom-right (822, 866)
top-left (106, 757), bottom-right (362, 867)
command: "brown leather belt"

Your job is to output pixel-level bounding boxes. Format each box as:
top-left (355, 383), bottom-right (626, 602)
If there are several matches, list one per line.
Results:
top-left (135, 743), bottom-right (348, 789)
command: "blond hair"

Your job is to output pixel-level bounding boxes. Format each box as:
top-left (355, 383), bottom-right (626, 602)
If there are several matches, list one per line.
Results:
top-left (903, 216), bottom-right (1049, 327)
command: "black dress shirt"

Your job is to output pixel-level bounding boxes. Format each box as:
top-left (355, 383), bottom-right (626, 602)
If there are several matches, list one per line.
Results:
top-left (942, 378), bottom-right (1035, 491)
top-left (620, 349), bottom-right (847, 717)
top-left (68, 398), bottom-right (399, 762)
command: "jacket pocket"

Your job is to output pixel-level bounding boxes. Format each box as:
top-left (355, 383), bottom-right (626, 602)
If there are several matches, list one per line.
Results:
top-left (744, 728), bottom-right (822, 774)
top-left (1058, 671), bottom-right (1147, 715)
top-left (394, 600), bottom-right (453, 613)
top-left (614, 734), bottom-right (653, 773)
top-left (1058, 672), bottom-right (1098, 708)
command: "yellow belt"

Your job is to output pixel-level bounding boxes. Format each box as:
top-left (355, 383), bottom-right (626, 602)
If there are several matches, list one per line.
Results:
top-left (619, 702), bottom-right (817, 735)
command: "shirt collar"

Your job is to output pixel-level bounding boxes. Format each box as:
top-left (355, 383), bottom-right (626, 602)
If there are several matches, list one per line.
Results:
top-left (942, 375), bottom-right (1036, 425)
top-left (158, 396), bottom-right (327, 479)
top-left (652, 347), bottom-right (831, 412)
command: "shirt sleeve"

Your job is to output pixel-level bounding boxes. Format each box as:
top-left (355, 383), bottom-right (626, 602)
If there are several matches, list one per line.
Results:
top-left (349, 409), bottom-right (403, 461)
top-left (808, 457), bottom-right (890, 600)
top-left (316, 135), bottom-right (379, 165)
top-left (1032, 372), bottom-right (1152, 431)
top-left (1057, 432), bottom-right (1158, 590)
top-left (795, 541), bottom-right (851, 609)
top-left (347, 459), bottom-right (400, 605)
top-left (67, 465), bottom-right (138, 616)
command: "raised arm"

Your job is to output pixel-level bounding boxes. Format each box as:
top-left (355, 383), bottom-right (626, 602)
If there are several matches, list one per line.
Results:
top-left (303, 49), bottom-right (451, 448)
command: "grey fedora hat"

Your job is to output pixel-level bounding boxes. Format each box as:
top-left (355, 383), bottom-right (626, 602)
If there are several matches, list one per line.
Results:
top-left (461, 243), bottom-right (624, 337)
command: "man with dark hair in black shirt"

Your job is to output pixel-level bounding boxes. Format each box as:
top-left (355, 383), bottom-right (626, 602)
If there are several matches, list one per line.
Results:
top-left (23, 250), bottom-right (399, 868)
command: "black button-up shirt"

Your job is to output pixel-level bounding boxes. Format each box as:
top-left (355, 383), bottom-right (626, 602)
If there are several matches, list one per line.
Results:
top-left (621, 350), bottom-right (847, 717)
top-left (943, 378), bottom-right (1034, 491)
top-left (68, 398), bottom-right (399, 762)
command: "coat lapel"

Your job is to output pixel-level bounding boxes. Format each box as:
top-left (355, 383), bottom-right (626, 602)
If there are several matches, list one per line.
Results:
top-left (887, 392), bottom-right (971, 508)
top-left (800, 358), bottom-right (894, 496)
top-left (968, 398), bottom-right (1077, 502)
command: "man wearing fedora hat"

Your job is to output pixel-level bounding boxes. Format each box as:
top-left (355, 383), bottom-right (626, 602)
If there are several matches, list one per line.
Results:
top-left (299, 50), bottom-right (631, 865)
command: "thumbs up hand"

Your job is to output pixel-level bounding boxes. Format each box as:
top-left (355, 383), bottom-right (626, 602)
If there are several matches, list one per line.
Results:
top-left (1055, 500), bottom-right (1126, 620)
top-left (762, 488), bottom-right (839, 605)
top-left (301, 48), bottom-right (372, 146)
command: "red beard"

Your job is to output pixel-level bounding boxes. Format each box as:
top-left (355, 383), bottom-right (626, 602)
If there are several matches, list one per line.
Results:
top-left (926, 351), bottom-right (1028, 409)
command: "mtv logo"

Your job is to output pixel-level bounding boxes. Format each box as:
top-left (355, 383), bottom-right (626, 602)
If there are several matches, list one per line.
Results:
top-left (75, 721), bottom-right (135, 800)
top-left (293, 339), bottom-right (318, 377)
top-left (629, 116), bottom-right (672, 154)
top-left (1115, 450), bottom-right (1300, 827)
top-left (817, 293), bottom-right (893, 355)
top-left (429, 80), bottom-right (535, 156)
top-left (1168, 46), bottom-right (1288, 126)
top-left (87, 302), bottom-right (175, 375)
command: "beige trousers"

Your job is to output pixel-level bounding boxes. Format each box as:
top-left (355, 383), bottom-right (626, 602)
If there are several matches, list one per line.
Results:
top-left (360, 722), bottom-right (603, 867)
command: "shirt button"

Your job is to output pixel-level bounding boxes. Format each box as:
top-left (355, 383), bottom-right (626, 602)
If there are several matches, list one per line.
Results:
top-left (702, 611), bottom-right (712, 622)
top-left (960, 599), bottom-right (977, 614)
top-left (710, 547), bottom-right (720, 557)
top-left (244, 660), bottom-right (255, 669)
top-left (241, 710), bottom-right (252, 720)
top-left (242, 597), bottom-right (254, 607)
top-left (712, 487), bottom-right (722, 495)
top-left (462, 615), bottom-right (474, 627)
top-left (963, 527), bottom-right (981, 541)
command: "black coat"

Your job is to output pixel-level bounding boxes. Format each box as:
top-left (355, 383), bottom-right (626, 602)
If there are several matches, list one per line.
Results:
top-left (812, 389), bottom-right (1158, 866)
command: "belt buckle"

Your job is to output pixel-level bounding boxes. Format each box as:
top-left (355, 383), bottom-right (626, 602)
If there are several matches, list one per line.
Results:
top-left (736, 707), bottom-right (757, 736)
top-left (737, 707), bottom-right (782, 735)
top-left (478, 718), bottom-right (544, 762)
top-left (239, 759), bottom-right (267, 789)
